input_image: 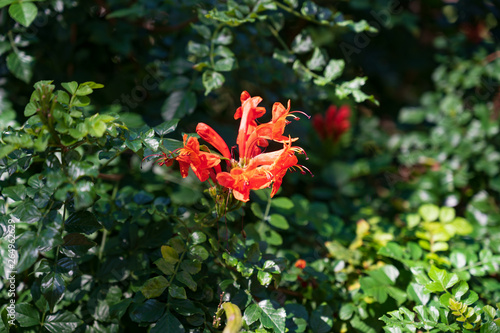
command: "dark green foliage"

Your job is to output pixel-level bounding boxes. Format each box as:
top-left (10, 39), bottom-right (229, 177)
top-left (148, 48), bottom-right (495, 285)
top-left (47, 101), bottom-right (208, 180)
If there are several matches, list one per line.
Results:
top-left (1, 0), bottom-right (500, 332)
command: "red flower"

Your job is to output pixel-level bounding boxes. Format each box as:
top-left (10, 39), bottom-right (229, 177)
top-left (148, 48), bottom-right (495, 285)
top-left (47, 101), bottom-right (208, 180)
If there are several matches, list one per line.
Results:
top-left (159, 91), bottom-right (309, 203)
top-left (295, 259), bottom-right (306, 269)
top-left (312, 105), bottom-right (351, 142)
top-left (175, 134), bottom-right (221, 182)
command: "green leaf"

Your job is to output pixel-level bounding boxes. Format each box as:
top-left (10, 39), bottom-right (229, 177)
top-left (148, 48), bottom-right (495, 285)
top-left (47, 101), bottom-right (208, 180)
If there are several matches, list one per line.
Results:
top-left (180, 260), bottom-right (201, 274)
top-left (439, 206), bottom-right (456, 223)
top-left (0, 0), bottom-right (16, 9)
top-left (141, 276), bottom-right (169, 299)
top-left (214, 27), bottom-right (233, 45)
top-left (188, 245), bottom-right (209, 261)
top-left (17, 240), bottom-right (39, 273)
top-left (169, 284), bottom-right (187, 299)
top-left (202, 71), bottom-right (225, 95)
top-left (61, 233), bottom-right (97, 257)
top-left (310, 304), bottom-right (333, 333)
top-left (155, 258), bottom-right (175, 275)
top-left (150, 311), bottom-right (185, 333)
top-left (306, 47), bottom-right (327, 71)
top-left (71, 95), bottom-right (90, 107)
top-left (324, 59), bottom-right (345, 82)
top-left (257, 270), bottom-right (273, 286)
top-left (7, 51), bottom-right (34, 83)
top-left (269, 214), bottom-right (289, 230)
top-left (360, 277), bottom-right (388, 303)
top-left (61, 82), bottom-right (78, 95)
top-left (9, 2), bottom-right (37, 27)
top-left (419, 204), bottom-right (440, 221)
top-left (64, 211), bottom-right (102, 235)
top-left (427, 266), bottom-right (459, 291)
top-left (43, 311), bottom-right (82, 333)
top-left (190, 231), bottom-right (207, 244)
top-left (129, 299), bottom-right (165, 323)
top-left (161, 91), bottom-right (197, 120)
top-left (258, 300), bottom-right (286, 333)
top-left (483, 305), bottom-right (497, 320)
top-left (41, 272), bottom-right (65, 311)
top-left (24, 101), bottom-right (37, 117)
top-left (75, 85), bottom-right (93, 96)
top-left (463, 291), bottom-right (478, 305)
top-left (187, 41), bottom-right (209, 57)
top-left (452, 281), bottom-right (469, 299)
top-left (292, 32), bottom-right (313, 54)
top-left (271, 197), bottom-right (294, 210)
top-left (176, 271), bottom-right (197, 291)
top-left (2, 184), bottom-right (26, 201)
top-left (154, 119), bottom-right (179, 136)
top-left (243, 304), bottom-right (260, 325)
top-left (80, 81), bottom-right (104, 89)
top-left (161, 245), bottom-right (179, 264)
top-left (407, 282), bottom-right (430, 305)
top-left (15, 303), bottom-right (40, 327)
top-left (214, 57), bottom-right (236, 72)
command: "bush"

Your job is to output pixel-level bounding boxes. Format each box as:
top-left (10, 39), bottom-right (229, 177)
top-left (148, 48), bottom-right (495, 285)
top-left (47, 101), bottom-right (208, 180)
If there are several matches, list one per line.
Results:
top-left (1, 1), bottom-right (500, 332)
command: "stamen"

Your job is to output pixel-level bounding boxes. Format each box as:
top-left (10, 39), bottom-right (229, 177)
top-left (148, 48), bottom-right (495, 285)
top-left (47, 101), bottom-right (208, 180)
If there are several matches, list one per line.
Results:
top-left (291, 110), bottom-right (311, 119)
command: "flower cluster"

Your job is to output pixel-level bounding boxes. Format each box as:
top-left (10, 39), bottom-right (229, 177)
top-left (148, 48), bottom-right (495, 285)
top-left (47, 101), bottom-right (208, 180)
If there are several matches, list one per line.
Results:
top-left (158, 91), bottom-right (309, 202)
top-left (312, 105), bottom-right (351, 143)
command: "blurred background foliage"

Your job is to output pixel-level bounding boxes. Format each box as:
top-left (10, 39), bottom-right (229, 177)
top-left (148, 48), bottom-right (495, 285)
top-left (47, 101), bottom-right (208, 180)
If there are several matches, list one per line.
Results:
top-left (1, 0), bottom-right (500, 332)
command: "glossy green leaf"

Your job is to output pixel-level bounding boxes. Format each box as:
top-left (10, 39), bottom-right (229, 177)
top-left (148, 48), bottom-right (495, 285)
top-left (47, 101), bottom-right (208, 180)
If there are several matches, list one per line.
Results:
top-left (15, 303), bottom-right (40, 327)
top-left (258, 300), bottom-right (286, 333)
top-left (43, 311), bottom-right (82, 333)
top-left (64, 211), bottom-right (102, 235)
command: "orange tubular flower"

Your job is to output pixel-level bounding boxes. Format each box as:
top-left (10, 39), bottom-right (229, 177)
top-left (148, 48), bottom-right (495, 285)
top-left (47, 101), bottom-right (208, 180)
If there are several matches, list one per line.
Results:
top-left (175, 135), bottom-right (221, 182)
top-left (160, 91), bottom-right (309, 203)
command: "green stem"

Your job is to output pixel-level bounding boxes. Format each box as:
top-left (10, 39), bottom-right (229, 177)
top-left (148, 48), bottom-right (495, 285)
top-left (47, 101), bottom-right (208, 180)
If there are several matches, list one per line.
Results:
top-left (274, 1), bottom-right (324, 25)
top-left (168, 249), bottom-right (186, 287)
top-left (98, 229), bottom-right (108, 261)
top-left (263, 195), bottom-right (272, 222)
top-left (101, 149), bottom-right (126, 169)
top-left (209, 25), bottom-right (223, 68)
top-left (267, 23), bottom-right (291, 53)
top-left (7, 31), bottom-right (19, 53)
